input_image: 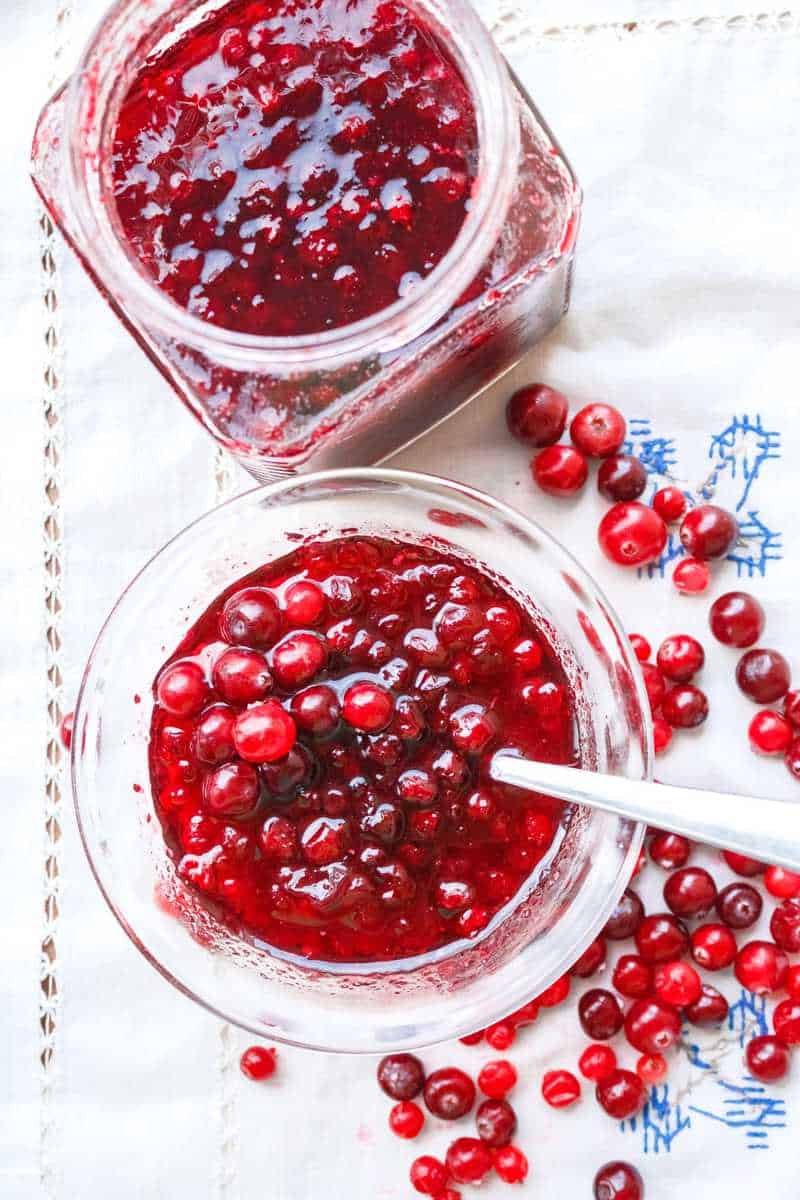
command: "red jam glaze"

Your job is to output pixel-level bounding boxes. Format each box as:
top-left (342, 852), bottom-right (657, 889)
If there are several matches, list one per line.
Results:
top-left (111, 0), bottom-right (478, 336)
top-left (148, 536), bottom-right (576, 962)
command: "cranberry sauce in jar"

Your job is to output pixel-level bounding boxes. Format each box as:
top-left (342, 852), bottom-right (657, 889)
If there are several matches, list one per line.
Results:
top-left (149, 535), bottom-right (578, 963)
top-left (111, 0), bottom-right (479, 337)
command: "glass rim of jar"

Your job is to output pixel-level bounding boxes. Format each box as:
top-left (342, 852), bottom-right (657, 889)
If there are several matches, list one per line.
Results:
top-left (62, 0), bottom-right (520, 368)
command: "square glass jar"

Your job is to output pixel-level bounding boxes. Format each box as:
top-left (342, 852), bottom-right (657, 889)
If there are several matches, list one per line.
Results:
top-left (32, 0), bottom-right (581, 481)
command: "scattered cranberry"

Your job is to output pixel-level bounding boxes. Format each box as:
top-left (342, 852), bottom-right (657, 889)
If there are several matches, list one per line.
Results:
top-left (156, 660), bottom-right (209, 717)
top-left (749, 710), bottom-right (793, 755)
top-left (773, 1000), bottom-right (800, 1046)
top-left (649, 832), bottom-right (691, 870)
top-left (477, 1060), bottom-right (517, 1099)
top-left (593, 1161), bottom-right (644, 1200)
top-left (685, 983), bottom-right (729, 1025)
top-left (389, 1101), bottom-right (425, 1139)
top-left (541, 1069), bottom-right (581, 1108)
top-left (722, 849), bottom-right (765, 877)
top-left (664, 866), bottom-right (717, 917)
top-left (475, 1098), bottom-right (517, 1147)
top-left (679, 505), bottom-right (738, 561)
top-left (653, 487), bottom-right (687, 523)
top-left (656, 635), bottom-right (704, 683)
top-left (624, 998), bottom-right (682, 1054)
top-left (445, 1138), bottom-right (493, 1185)
top-left (579, 989), bottom-right (624, 1040)
top-left (410, 1156), bottom-right (449, 1196)
top-left (770, 898), bottom-right (800, 952)
top-left (745, 1035), bottom-right (790, 1082)
top-left (672, 558), bottom-right (710, 595)
top-left (424, 1067), bottom-right (476, 1119)
top-left (784, 689), bottom-right (800, 727)
top-left (571, 936), bottom-right (607, 977)
top-left (736, 648), bottom-right (791, 704)
top-left (661, 684), bottom-right (708, 728)
top-left (636, 1053), bottom-right (668, 1086)
top-left (765, 866), bottom-right (800, 900)
top-left (734, 940), bottom-right (789, 994)
top-left (484, 1022), bottom-right (516, 1051)
top-left (709, 591), bottom-right (765, 648)
top-left (604, 889), bottom-right (645, 940)
top-left (629, 634), bottom-right (652, 662)
top-left (598, 503), bottom-right (667, 567)
top-left (220, 587), bottom-right (280, 647)
top-left (377, 1053), bottom-right (425, 1100)
top-left (595, 1070), bottom-right (647, 1119)
top-left (579, 1044), bottom-right (618, 1082)
top-left (239, 1045), bottom-right (276, 1081)
top-left (532, 444), bottom-right (588, 496)
top-left (641, 663), bottom-right (666, 713)
top-left (598, 455), bottom-right (647, 502)
top-left (537, 974), bottom-right (571, 1007)
top-left (492, 1145), bottom-right (528, 1184)
top-left (460, 1031), bottom-right (484, 1047)
top-left (653, 958), bottom-right (702, 1005)
top-left (506, 384), bottom-right (569, 446)
top-left (716, 881), bottom-right (762, 929)
top-left (690, 923), bottom-right (738, 971)
top-left (570, 403), bottom-right (626, 458)
top-left (612, 954), bottom-right (653, 999)
top-left (635, 913), bottom-right (689, 963)
top-left (59, 711), bottom-right (74, 750)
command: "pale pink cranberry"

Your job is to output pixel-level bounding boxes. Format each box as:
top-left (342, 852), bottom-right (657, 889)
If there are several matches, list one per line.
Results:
top-left (745, 1035), bottom-right (790, 1082)
top-left (736, 648), bottom-right (791, 704)
top-left (212, 647), bottom-right (272, 705)
top-left (506, 383), bottom-right (569, 446)
top-left (259, 815), bottom-right (297, 862)
top-left (156, 659), bottom-right (209, 716)
top-left (653, 958), bottom-right (702, 1004)
top-left (232, 700), bottom-right (297, 762)
top-left (570, 403), bottom-right (626, 458)
top-left (290, 684), bottom-right (340, 736)
top-left (653, 486), bottom-right (687, 523)
top-left (595, 1070), bottom-right (646, 1119)
top-left (690, 923), bottom-right (737, 970)
top-left (342, 681), bottom-right (394, 731)
top-left (624, 997), bottom-right (681, 1053)
top-left (239, 1046), bottom-right (276, 1081)
top-left (284, 580), bottom-right (326, 627)
top-left (195, 705), bottom-right (237, 764)
top-left (685, 984), bottom-right (729, 1026)
top-left (679, 505), bottom-right (738, 560)
top-left (578, 1044), bottom-right (617, 1082)
top-left (709, 591), bottom-right (765, 647)
top-left (593, 1162), bottom-right (643, 1200)
top-left (445, 1137), bottom-right (493, 1185)
top-left (636, 1053), bottom-right (668, 1086)
top-left (477, 1059), bottom-right (517, 1099)
top-left (203, 761), bottom-right (260, 817)
top-left (597, 455), bottom-right (647, 502)
top-left (220, 587), bottom-right (280, 647)
top-left (734, 940), bottom-right (789, 994)
top-left (672, 557), bottom-right (710, 595)
top-left (764, 866), bottom-right (800, 899)
top-left (532, 444), bottom-right (588, 496)
top-left (656, 634), bottom-right (704, 682)
top-left (389, 1101), bottom-right (425, 1139)
top-left (541, 1069), bottom-right (581, 1108)
top-left (661, 684), bottom-right (708, 728)
top-left (271, 632), bottom-right (328, 688)
top-left (749, 710), bottom-right (793, 754)
top-left (493, 1146), bottom-right (528, 1184)
top-left (598, 503), bottom-right (667, 567)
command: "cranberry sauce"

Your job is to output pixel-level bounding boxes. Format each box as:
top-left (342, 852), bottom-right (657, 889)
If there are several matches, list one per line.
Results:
top-left (148, 536), bottom-right (577, 962)
top-left (111, 0), bottom-right (478, 337)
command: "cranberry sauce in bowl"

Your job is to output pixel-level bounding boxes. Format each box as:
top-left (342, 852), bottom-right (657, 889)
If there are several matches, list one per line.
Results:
top-left (149, 535), bottom-right (577, 963)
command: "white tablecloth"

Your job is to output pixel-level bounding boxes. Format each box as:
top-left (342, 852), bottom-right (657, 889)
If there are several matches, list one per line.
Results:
top-left (3, 2), bottom-right (800, 1197)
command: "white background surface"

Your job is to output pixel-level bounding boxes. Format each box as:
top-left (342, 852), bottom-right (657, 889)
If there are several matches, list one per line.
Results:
top-left (3, 1), bottom-right (800, 1197)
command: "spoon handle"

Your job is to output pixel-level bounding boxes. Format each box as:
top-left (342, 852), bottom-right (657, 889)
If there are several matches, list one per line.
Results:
top-left (489, 752), bottom-right (800, 872)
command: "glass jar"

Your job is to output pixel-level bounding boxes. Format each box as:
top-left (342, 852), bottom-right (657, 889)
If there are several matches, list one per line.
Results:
top-left (32, 0), bottom-right (580, 481)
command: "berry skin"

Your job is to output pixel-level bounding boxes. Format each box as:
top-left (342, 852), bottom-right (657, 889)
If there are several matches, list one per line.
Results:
top-left (653, 959), bottom-right (703, 1005)
top-left (595, 1070), bottom-right (647, 1119)
top-left (593, 1161), bottom-right (643, 1200)
top-left (635, 912), bottom-right (689, 963)
top-left (477, 1059), bottom-right (517, 1099)
top-left (475, 1098), bottom-right (517, 1147)
top-left (506, 383), bottom-right (569, 446)
top-left (493, 1145), bottom-right (528, 1184)
top-left (541, 1069), bottom-right (581, 1108)
top-left (685, 984), bottom-right (729, 1026)
top-left (679, 505), bottom-right (738, 560)
top-left (445, 1138), bottom-right (493, 1185)
top-left (735, 941), bottom-right (789, 994)
top-left (664, 866), bottom-right (717, 917)
top-left (653, 487), bottom-right (687, 523)
top-left (598, 503), bottom-right (667, 567)
top-left (579, 1044), bottom-right (618, 1082)
top-left (636, 1053), bottom-right (668, 1085)
top-left (716, 881), bottom-right (762, 929)
top-left (484, 1021), bottom-right (516, 1051)
top-left (653, 717), bottom-right (673, 754)
top-left (661, 684), bottom-right (708, 729)
top-left (672, 557), bottom-right (710, 595)
top-left (532, 444), bottom-right (588, 496)
top-left (220, 587), bottom-right (280, 648)
top-left (578, 989), bottom-right (624, 1040)
top-left (709, 591), bottom-right (765, 648)
top-left (624, 998), bottom-right (682, 1054)
top-left (597, 455), bottom-right (647, 502)
top-left (232, 700), bottom-right (297, 762)
top-left (377, 1053), bottom-right (425, 1100)
top-left (656, 635), bottom-right (705, 683)
top-left (239, 1046), bottom-right (276, 1080)
top-left (690, 923), bottom-right (738, 970)
top-left (736, 649), bottom-right (791, 704)
top-left (424, 1067), bottom-right (476, 1119)
top-left (410, 1156), bottom-right (449, 1196)
top-left (749, 711), bottom-right (793, 755)
top-left (390, 1101), bottom-right (425, 1139)
top-left (612, 955), bottom-right (653, 999)
top-left (745, 1035), bottom-right (790, 1082)
top-left (570, 403), bottom-right (626, 458)
top-left (773, 1000), bottom-right (800, 1046)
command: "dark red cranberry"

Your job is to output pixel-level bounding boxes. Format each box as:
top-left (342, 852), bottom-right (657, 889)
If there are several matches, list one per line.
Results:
top-left (635, 913), bottom-right (689, 963)
top-left (389, 1101), bottom-right (424, 1139)
top-left (195, 705), bottom-right (236, 764)
top-left (641, 663), bottom-right (666, 713)
top-left (342, 681), bottom-right (394, 731)
top-left (475, 1098), bottom-right (516, 1147)
top-left (679, 505), bottom-right (738, 560)
top-left (653, 959), bottom-right (702, 1005)
top-left (716, 881), bottom-right (762, 929)
top-left (649, 832), bottom-right (691, 870)
top-left (424, 1067), bottom-right (476, 1120)
top-left (593, 1161), bottom-right (644, 1200)
top-left (690, 924), bottom-right (737, 971)
top-left (735, 941), bottom-right (789, 994)
top-left (239, 1045), bottom-right (276, 1081)
top-left (773, 1000), bottom-right (800, 1046)
top-left (661, 684), bottom-right (708, 728)
top-left (541, 1069), bottom-right (581, 1108)
top-left (203, 761), bottom-right (260, 817)
top-left (685, 983), bottom-right (729, 1025)
top-left (493, 1146), bottom-right (528, 1184)
top-left (377, 1053), bottom-right (425, 1100)
top-left (532, 444), bottom-right (588, 496)
top-left (220, 587), bottom-right (280, 648)
top-left (570, 403), bottom-right (626, 458)
top-left (770, 898), bottom-right (800, 952)
top-left (624, 998), bottom-right (682, 1054)
top-left (506, 383), bottom-right (568, 446)
top-left (653, 487), bottom-right (687, 523)
top-left (612, 954), bottom-right (653, 999)
top-left (736, 648), bottom-right (791, 704)
top-left (579, 989), bottom-right (624, 1040)
top-left (603, 888), bottom-right (645, 940)
top-left (749, 710), bottom-right (793, 754)
top-left (784, 689), bottom-right (800, 727)
top-left (445, 1137), bottom-right (492, 1185)
top-left (764, 866), bottom-right (800, 899)
top-left (212, 647), bottom-right (272, 705)
top-left (579, 1044), bottom-right (617, 1082)
top-left (664, 866), bottom-right (717, 917)
top-left (156, 660), bottom-right (209, 717)
top-left (233, 700), bottom-right (297, 762)
top-left (410, 1156), bottom-right (449, 1196)
top-left (595, 1070), bottom-right (646, 1119)
top-left (672, 558), bottom-right (710, 595)
top-left (477, 1059), bottom-right (517, 1099)
top-left (571, 936), bottom-right (607, 977)
top-left (722, 849), bottom-right (765, 877)
top-left (656, 635), bottom-right (704, 683)
top-left (709, 591), bottom-right (765, 648)
top-left (598, 455), bottom-right (647, 502)
top-left (745, 1035), bottom-right (790, 1082)
top-left (598, 503), bottom-right (667, 567)
top-left (290, 684), bottom-right (340, 736)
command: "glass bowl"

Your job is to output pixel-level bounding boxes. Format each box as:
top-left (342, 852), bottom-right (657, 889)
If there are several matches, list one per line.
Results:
top-left (72, 469), bottom-right (650, 1052)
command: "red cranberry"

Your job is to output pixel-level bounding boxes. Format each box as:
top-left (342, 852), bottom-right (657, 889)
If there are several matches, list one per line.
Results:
top-left (239, 1045), bottom-right (276, 1081)
top-left (493, 1146), bottom-right (528, 1184)
top-left (342, 681), bottom-right (394, 731)
top-left (449, 704), bottom-right (497, 753)
top-left (220, 587), bottom-right (280, 647)
top-left (598, 503), bottom-right (667, 567)
top-left (203, 761), bottom-right (260, 817)
top-left (389, 1101), bottom-right (425, 1139)
top-left (786, 736), bottom-right (800, 781)
top-left (598, 455), bottom-right (647, 502)
top-left (377, 1053), bottom-right (425, 1100)
top-left (410, 1156), bottom-right (449, 1196)
top-left (424, 1067), bottom-right (476, 1120)
top-left (661, 684), bottom-right (708, 728)
top-left (259, 815), bottom-right (297, 862)
top-left (541, 1069), bottom-right (581, 1108)
top-left (593, 1161), bottom-right (644, 1200)
top-left (271, 632), bottom-right (328, 688)
top-left (477, 1059), bottom-right (517, 1099)
top-left (635, 913), bottom-right (689, 963)
top-left (637, 1053), bottom-right (668, 1085)
top-left (284, 580), bottom-right (326, 627)
top-left (156, 660), bottom-right (208, 717)
top-left (624, 997), bottom-right (681, 1054)
top-left (195, 705), bottom-right (236, 764)
top-left (300, 816), bottom-right (351, 866)
top-left (604, 888), bottom-right (645, 940)
top-left (445, 1138), bottom-right (492, 1185)
top-left (484, 1021), bottom-right (515, 1051)
top-left (770, 898), bottom-right (800, 952)
top-left (656, 635), bottom-right (704, 683)
top-left (709, 591), bottom-right (765, 648)
top-left (641, 663), bottom-right (666, 713)
top-left (716, 881), bottom-right (762, 929)
top-left (571, 936), bottom-right (607, 978)
top-left (765, 868), bottom-right (800, 901)
top-left (290, 684), bottom-right (340, 736)
top-left (653, 958), bottom-right (702, 1005)
top-left (784, 689), bottom-right (800, 727)
top-left (475, 1098), bottom-right (516, 1147)
top-left (612, 955), bottom-right (653, 999)
top-left (773, 999), bottom-right (800, 1046)
top-left (536, 974), bottom-right (571, 1007)
top-left (679, 505), bottom-right (738, 560)
top-left (749, 710), bottom-right (793, 755)
top-left (570, 403), bottom-right (626, 458)
top-left (233, 700), bottom-right (297, 763)
top-left (532, 444), bottom-right (588, 496)
top-left (629, 634), bottom-right (652, 662)
top-left (745, 1035), bottom-right (790, 1082)
top-left (213, 647), bottom-right (272, 705)
top-left (735, 940), bottom-right (789, 994)
top-left (653, 487), bottom-right (687, 523)
top-left (722, 849), bottom-right (765, 877)
top-left (653, 718), bottom-right (673, 755)
top-left (690, 923), bottom-right (737, 970)
top-left (664, 866), bottom-right (717, 917)
top-left (595, 1070), bottom-right (646, 1119)
top-left (511, 637), bottom-right (543, 672)
top-left (649, 832), bottom-right (691, 870)
top-left (59, 711), bottom-right (74, 750)
top-left (685, 983), bottom-right (729, 1025)
top-left (579, 1044), bottom-right (618, 1082)
top-left (579, 989), bottom-right (624, 1040)
top-left (788, 965), bottom-right (800, 1001)
top-left (506, 383), bottom-right (568, 446)
top-left (672, 558), bottom-right (710, 595)
top-left (736, 648), bottom-right (791, 704)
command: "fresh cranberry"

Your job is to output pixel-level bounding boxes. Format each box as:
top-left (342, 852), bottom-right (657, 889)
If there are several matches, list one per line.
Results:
top-left (579, 1044), bottom-right (618, 1082)
top-left (765, 866), bottom-right (800, 899)
top-left (195, 705), bottom-right (236, 764)
top-left (786, 736), bottom-right (800, 781)
top-left (664, 866), bottom-right (717, 917)
top-left (271, 632), bottom-right (328, 688)
top-left (239, 1045), bottom-right (276, 1081)
top-left (598, 455), bottom-right (647, 502)
top-left (579, 989), bottom-right (624, 1040)
top-left (637, 1053), bottom-right (668, 1085)
top-left (445, 1138), bottom-right (492, 1185)
top-left (604, 889), bottom-right (645, 940)
top-left (735, 940), bottom-right (789, 994)
top-left (679, 505), bottom-right (738, 560)
top-left (784, 689), bottom-right (800, 727)
top-left (653, 718), bottom-right (673, 755)
top-left (656, 635), bottom-right (704, 683)
top-left (649, 832), bottom-right (691, 870)
top-left (770, 898), bottom-right (800, 952)
top-left (377, 1053), bottom-right (425, 1101)
top-left (284, 581), bottom-right (326, 627)
top-left (156, 660), bottom-right (209, 716)
top-left (203, 761), bottom-right (260, 817)
top-left (749, 710), bottom-right (793, 755)
top-left (571, 936), bottom-right (607, 977)
top-left (536, 974), bottom-right (571, 1007)
top-left (506, 384), bottom-right (568, 446)
top-left (475, 1098), bottom-right (516, 1147)
top-left (690, 924), bottom-right (737, 971)
top-left (653, 487), bottom-right (687, 523)
top-left (736, 648), bottom-right (791, 704)
top-left (661, 684), bottom-right (708, 728)
top-left (685, 983), bottom-right (729, 1025)
top-left (220, 588), bottom-right (280, 648)
top-left (541, 1069), bottom-right (581, 1108)
top-left (410, 1156), bottom-right (449, 1197)
top-left (612, 954), bottom-right (653, 999)
top-left (484, 1021), bottom-right (515, 1051)
top-left (635, 913), bottom-right (689, 963)
top-left (233, 700), bottom-right (297, 762)
top-left (424, 1067), bottom-right (476, 1120)
top-left (788, 965), bottom-right (800, 1001)
top-left (672, 558), bottom-right (710, 595)
top-left (640, 663), bottom-right (666, 713)
top-left (773, 1000), bottom-right (800, 1045)
top-left (342, 681), bottom-right (394, 731)
top-left (59, 711), bottom-right (74, 750)
top-left (493, 1146), bottom-right (528, 1184)
top-left (708, 591), bottom-right (765, 648)
top-left (624, 998), bottom-right (682, 1054)
top-left (595, 1070), bottom-right (647, 1119)
top-left (532, 444), bottom-right (588, 496)
top-left (598, 503), bottom-right (667, 567)
top-left (716, 881), bottom-right (762, 929)
top-left (389, 1101), bottom-right (425, 1139)
top-left (593, 1161), bottom-right (644, 1200)
top-left (629, 634), bottom-right (652, 662)
top-left (212, 647), bottom-right (272, 705)
top-left (722, 849), bottom-right (765, 877)
top-left (653, 958), bottom-right (702, 1005)
top-left (570, 403), bottom-right (626, 458)
top-left (477, 1059), bottom-right (517, 1099)
top-left (745, 1035), bottom-right (790, 1082)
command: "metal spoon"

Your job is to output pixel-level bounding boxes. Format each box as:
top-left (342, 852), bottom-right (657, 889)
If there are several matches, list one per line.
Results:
top-left (489, 750), bottom-right (800, 872)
